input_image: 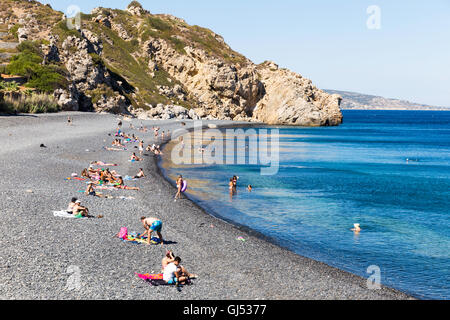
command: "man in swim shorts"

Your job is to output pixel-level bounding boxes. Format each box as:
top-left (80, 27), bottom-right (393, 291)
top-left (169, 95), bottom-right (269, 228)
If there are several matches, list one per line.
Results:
top-left (139, 216), bottom-right (164, 245)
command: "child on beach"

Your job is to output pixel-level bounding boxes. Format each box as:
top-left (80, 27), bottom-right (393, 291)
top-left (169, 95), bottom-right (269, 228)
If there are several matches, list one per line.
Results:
top-left (138, 216), bottom-right (164, 246)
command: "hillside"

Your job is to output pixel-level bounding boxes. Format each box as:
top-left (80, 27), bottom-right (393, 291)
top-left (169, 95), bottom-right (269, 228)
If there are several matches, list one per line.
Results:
top-left (325, 89), bottom-right (449, 111)
top-left (0, 0), bottom-right (343, 126)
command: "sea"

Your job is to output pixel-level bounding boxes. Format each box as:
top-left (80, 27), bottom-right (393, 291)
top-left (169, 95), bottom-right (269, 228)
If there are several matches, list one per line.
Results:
top-left (160, 110), bottom-right (450, 299)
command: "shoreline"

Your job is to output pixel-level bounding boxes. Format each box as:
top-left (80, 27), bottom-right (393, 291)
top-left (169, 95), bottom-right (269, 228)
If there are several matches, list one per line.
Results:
top-left (0, 112), bottom-right (414, 300)
top-left (154, 121), bottom-right (417, 300)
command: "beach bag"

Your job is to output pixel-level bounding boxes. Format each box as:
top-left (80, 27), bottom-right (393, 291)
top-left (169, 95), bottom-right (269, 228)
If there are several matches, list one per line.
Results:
top-left (118, 227), bottom-right (128, 240)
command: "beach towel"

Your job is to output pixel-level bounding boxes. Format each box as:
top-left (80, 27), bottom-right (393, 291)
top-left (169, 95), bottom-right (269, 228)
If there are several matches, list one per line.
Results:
top-left (136, 273), bottom-right (164, 281)
top-left (65, 177), bottom-right (87, 181)
top-left (53, 211), bottom-right (85, 219)
top-left (121, 234), bottom-right (161, 245)
top-left (136, 273), bottom-right (193, 286)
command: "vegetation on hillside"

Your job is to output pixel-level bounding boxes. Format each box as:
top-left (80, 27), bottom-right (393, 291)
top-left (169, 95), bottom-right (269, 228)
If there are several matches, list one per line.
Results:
top-left (6, 40), bottom-right (68, 93)
top-left (0, 92), bottom-right (59, 114)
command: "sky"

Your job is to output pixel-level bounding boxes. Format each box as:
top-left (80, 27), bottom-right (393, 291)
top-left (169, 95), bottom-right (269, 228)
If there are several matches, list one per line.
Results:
top-left (42, 0), bottom-right (450, 107)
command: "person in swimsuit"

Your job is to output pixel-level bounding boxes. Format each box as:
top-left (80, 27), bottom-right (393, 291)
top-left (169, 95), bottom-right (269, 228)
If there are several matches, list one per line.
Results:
top-left (175, 175), bottom-right (183, 201)
top-left (247, 185), bottom-right (253, 192)
top-left (351, 223), bottom-right (362, 233)
top-left (161, 251), bottom-right (198, 280)
top-left (139, 140), bottom-right (144, 156)
top-left (72, 200), bottom-right (89, 217)
top-left (162, 250), bottom-right (176, 272)
top-left (85, 182), bottom-right (104, 197)
top-left (114, 177), bottom-right (139, 190)
top-left (134, 168), bottom-right (146, 179)
top-left (81, 168), bottom-right (90, 179)
top-left (130, 153), bottom-right (142, 161)
top-left (139, 217), bottom-right (164, 245)
top-left (67, 197), bottom-right (78, 213)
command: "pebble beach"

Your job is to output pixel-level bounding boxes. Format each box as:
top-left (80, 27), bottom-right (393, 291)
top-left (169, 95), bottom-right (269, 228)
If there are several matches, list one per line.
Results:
top-left (0, 112), bottom-right (413, 300)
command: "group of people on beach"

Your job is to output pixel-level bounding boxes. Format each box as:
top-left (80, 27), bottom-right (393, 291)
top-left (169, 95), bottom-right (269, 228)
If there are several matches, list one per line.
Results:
top-left (115, 119), bottom-right (196, 285)
top-left (62, 117), bottom-right (197, 286)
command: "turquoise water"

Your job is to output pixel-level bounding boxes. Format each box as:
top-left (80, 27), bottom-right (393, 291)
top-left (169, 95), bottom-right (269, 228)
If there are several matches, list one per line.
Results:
top-left (161, 110), bottom-right (450, 299)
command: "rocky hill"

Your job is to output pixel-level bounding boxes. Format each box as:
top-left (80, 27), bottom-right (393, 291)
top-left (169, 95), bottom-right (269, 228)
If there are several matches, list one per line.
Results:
top-left (325, 89), bottom-right (448, 111)
top-left (0, 0), bottom-right (343, 126)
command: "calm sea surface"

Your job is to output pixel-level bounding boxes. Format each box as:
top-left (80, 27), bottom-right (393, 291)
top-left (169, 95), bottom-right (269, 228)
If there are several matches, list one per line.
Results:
top-left (160, 110), bottom-right (450, 299)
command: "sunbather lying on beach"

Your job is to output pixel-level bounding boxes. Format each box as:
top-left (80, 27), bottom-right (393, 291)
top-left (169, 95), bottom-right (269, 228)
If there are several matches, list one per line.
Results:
top-left (88, 165), bottom-right (98, 175)
top-left (130, 153), bottom-right (143, 161)
top-left (112, 139), bottom-right (125, 147)
top-left (134, 168), bottom-right (146, 179)
top-left (81, 168), bottom-right (90, 179)
top-left (91, 161), bottom-right (118, 166)
top-left (138, 216), bottom-right (164, 245)
top-left (114, 177), bottom-right (140, 190)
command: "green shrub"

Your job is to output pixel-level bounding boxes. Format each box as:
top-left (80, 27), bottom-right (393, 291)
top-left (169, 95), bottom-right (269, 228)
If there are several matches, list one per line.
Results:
top-left (0, 81), bottom-right (19, 91)
top-left (127, 1), bottom-right (143, 9)
top-left (6, 41), bottom-right (68, 93)
top-left (8, 24), bottom-right (22, 40)
top-left (0, 93), bottom-right (59, 114)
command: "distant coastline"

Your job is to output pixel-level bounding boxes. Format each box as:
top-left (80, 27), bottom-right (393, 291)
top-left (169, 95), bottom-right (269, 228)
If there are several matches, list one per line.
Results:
top-left (325, 89), bottom-right (449, 111)
top-left (342, 107), bottom-right (450, 111)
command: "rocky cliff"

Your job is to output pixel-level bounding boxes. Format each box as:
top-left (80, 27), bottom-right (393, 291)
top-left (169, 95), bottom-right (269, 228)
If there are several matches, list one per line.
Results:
top-left (0, 0), bottom-right (343, 126)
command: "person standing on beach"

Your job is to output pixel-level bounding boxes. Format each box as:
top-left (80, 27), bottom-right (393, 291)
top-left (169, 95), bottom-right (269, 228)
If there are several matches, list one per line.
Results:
top-left (139, 140), bottom-right (144, 156)
top-left (175, 175), bottom-right (184, 201)
top-left (139, 216), bottom-right (164, 246)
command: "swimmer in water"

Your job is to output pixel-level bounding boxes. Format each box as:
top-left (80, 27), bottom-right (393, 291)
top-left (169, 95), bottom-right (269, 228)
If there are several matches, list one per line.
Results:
top-left (351, 223), bottom-right (361, 233)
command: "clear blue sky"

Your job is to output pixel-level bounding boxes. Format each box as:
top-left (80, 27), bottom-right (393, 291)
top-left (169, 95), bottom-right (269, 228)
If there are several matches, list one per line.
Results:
top-left (43, 0), bottom-right (450, 107)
